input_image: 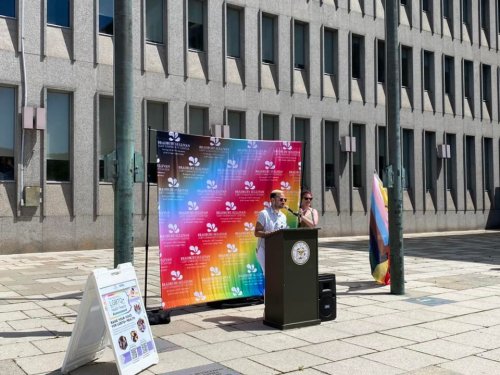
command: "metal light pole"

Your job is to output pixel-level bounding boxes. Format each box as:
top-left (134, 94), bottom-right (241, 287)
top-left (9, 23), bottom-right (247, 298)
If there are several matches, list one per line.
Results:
top-left (386, 0), bottom-right (405, 294)
top-left (114, 0), bottom-right (135, 267)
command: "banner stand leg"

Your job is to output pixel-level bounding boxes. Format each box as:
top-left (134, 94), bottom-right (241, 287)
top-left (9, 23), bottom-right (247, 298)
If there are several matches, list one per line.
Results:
top-left (206, 297), bottom-right (263, 309)
top-left (144, 126), bottom-right (171, 326)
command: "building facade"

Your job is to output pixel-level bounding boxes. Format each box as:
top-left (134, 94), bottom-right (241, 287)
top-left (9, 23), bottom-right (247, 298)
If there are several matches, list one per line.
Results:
top-left (1, 0), bottom-right (499, 254)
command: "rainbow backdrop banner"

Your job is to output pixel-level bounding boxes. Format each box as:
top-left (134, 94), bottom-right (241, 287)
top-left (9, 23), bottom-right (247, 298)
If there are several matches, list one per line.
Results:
top-left (157, 131), bottom-right (303, 309)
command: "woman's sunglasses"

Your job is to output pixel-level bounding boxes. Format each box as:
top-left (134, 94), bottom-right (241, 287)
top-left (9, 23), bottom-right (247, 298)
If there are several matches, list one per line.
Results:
top-left (303, 197), bottom-right (313, 201)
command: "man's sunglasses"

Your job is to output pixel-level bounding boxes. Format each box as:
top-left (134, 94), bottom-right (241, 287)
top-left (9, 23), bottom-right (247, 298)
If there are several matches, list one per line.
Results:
top-left (303, 197), bottom-right (313, 201)
top-left (279, 198), bottom-right (287, 202)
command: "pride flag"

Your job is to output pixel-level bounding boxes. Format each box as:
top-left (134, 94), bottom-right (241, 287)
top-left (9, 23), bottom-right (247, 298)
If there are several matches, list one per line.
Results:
top-left (369, 173), bottom-right (390, 285)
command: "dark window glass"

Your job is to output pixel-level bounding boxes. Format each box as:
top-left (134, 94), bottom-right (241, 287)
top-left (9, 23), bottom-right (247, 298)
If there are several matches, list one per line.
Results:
top-left (351, 35), bottom-right (363, 79)
top-left (99, 97), bottom-right (114, 181)
top-left (377, 40), bottom-right (385, 83)
top-left (324, 121), bottom-right (336, 188)
top-left (443, 0), bottom-right (452, 19)
top-left (0, 86), bottom-right (15, 181)
top-left (227, 111), bottom-right (244, 139)
top-left (147, 102), bottom-right (167, 183)
top-left (0, 0), bottom-right (15, 18)
top-left (481, 0), bottom-right (489, 29)
top-left (47, 92), bottom-right (70, 182)
top-left (484, 137), bottom-right (493, 191)
top-left (377, 126), bottom-right (387, 180)
top-left (99, 0), bottom-right (114, 35)
top-left (188, 0), bottom-right (204, 51)
top-left (324, 29), bottom-right (335, 75)
top-left (466, 136), bottom-right (475, 191)
top-left (464, 60), bottom-right (473, 99)
top-left (352, 124), bottom-right (363, 188)
top-left (424, 51), bottom-right (433, 92)
top-left (227, 7), bottom-right (241, 58)
top-left (445, 134), bottom-right (456, 191)
top-left (423, 0), bottom-right (431, 12)
top-left (189, 107), bottom-right (206, 135)
top-left (425, 132), bottom-right (435, 191)
top-left (482, 64), bottom-right (491, 102)
top-left (463, 0), bottom-right (471, 25)
top-left (444, 56), bottom-right (453, 95)
top-left (48, 0), bottom-right (70, 27)
top-left (146, 0), bottom-right (163, 43)
top-left (294, 22), bottom-right (306, 69)
top-left (262, 115), bottom-right (279, 140)
top-left (401, 46), bottom-right (412, 87)
top-left (262, 15), bottom-right (275, 64)
top-left (402, 129), bottom-right (413, 189)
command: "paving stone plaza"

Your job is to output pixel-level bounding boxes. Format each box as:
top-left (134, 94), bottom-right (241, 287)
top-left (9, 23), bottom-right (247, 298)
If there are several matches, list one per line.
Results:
top-left (1, 230), bottom-right (500, 374)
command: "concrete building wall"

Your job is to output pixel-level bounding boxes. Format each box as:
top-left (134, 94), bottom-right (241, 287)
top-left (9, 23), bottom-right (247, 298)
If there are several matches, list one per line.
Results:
top-left (1, 0), bottom-right (500, 254)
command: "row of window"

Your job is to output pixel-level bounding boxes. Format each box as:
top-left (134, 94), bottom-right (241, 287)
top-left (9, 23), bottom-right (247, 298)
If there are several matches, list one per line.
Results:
top-left (0, 85), bottom-right (497, 203)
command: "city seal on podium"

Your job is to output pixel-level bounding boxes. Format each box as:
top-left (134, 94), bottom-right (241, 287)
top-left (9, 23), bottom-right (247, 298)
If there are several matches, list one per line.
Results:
top-left (291, 241), bottom-right (310, 265)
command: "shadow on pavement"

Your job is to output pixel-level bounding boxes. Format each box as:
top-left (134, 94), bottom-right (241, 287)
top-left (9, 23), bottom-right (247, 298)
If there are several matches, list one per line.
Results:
top-left (321, 232), bottom-right (500, 265)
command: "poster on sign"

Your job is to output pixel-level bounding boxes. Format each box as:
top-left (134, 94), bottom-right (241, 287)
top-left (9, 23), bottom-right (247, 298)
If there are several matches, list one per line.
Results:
top-left (156, 132), bottom-right (303, 309)
top-left (61, 263), bottom-right (158, 375)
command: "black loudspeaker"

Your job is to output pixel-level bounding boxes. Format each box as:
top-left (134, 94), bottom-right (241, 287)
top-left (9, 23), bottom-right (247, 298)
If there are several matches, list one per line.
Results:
top-left (318, 274), bottom-right (336, 321)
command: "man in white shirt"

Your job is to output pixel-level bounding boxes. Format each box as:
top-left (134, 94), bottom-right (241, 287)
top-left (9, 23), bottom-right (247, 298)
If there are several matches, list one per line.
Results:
top-left (254, 189), bottom-right (288, 275)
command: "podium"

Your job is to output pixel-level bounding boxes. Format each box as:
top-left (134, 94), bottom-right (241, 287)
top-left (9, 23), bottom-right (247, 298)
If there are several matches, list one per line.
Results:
top-left (264, 228), bottom-right (321, 330)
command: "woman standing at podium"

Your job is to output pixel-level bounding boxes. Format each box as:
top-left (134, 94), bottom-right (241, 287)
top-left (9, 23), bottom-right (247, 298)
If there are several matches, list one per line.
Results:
top-left (254, 189), bottom-right (288, 275)
top-left (298, 190), bottom-right (318, 228)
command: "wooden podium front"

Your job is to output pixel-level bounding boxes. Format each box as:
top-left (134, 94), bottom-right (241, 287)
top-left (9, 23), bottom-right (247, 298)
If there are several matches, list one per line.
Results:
top-left (263, 228), bottom-right (320, 330)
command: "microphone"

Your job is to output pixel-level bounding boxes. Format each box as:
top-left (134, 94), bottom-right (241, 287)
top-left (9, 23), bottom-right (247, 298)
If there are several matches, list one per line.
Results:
top-left (284, 206), bottom-right (300, 217)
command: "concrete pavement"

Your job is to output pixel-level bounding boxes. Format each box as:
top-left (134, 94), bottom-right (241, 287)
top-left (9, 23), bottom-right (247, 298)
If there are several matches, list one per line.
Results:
top-left (1, 230), bottom-right (500, 374)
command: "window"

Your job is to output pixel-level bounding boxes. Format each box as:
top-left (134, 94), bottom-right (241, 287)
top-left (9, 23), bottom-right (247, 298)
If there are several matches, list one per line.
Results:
top-left (47, 92), bottom-right (71, 182)
top-left (465, 136), bottom-right (475, 192)
top-left (147, 101), bottom-right (167, 183)
top-left (377, 126), bottom-right (387, 180)
top-left (324, 28), bottom-right (336, 75)
top-left (294, 118), bottom-right (308, 143)
top-left (423, 0), bottom-right (431, 12)
top-left (401, 46), bottom-right (412, 88)
top-left (402, 129), bottom-right (413, 189)
top-left (424, 131), bottom-right (435, 191)
top-left (262, 14), bottom-right (275, 64)
top-left (146, 0), bottom-right (163, 43)
top-left (444, 55), bottom-right (454, 96)
top-left (294, 118), bottom-right (310, 187)
top-left (227, 7), bottom-right (241, 58)
top-left (0, 0), bottom-right (15, 18)
top-left (189, 107), bottom-right (207, 135)
top-left (227, 111), bottom-right (244, 139)
top-left (48, 0), bottom-right (70, 27)
top-left (481, 0), bottom-right (489, 30)
top-left (464, 60), bottom-right (473, 100)
top-left (445, 133), bottom-right (456, 191)
top-left (188, 0), bottom-right (204, 51)
top-left (294, 21), bottom-right (306, 69)
top-left (0, 87), bottom-right (15, 181)
top-left (482, 64), bottom-right (491, 103)
top-left (352, 124), bottom-right (363, 188)
top-left (99, 96), bottom-right (114, 181)
top-left (462, 0), bottom-right (471, 26)
top-left (423, 51), bottom-right (434, 92)
top-left (377, 40), bottom-right (385, 83)
top-left (99, 0), bottom-right (114, 35)
top-left (351, 34), bottom-right (363, 80)
top-left (484, 137), bottom-right (493, 191)
top-left (443, 0), bottom-right (452, 19)
top-left (324, 121), bottom-right (337, 189)
top-left (262, 114), bottom-right (279, 140)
